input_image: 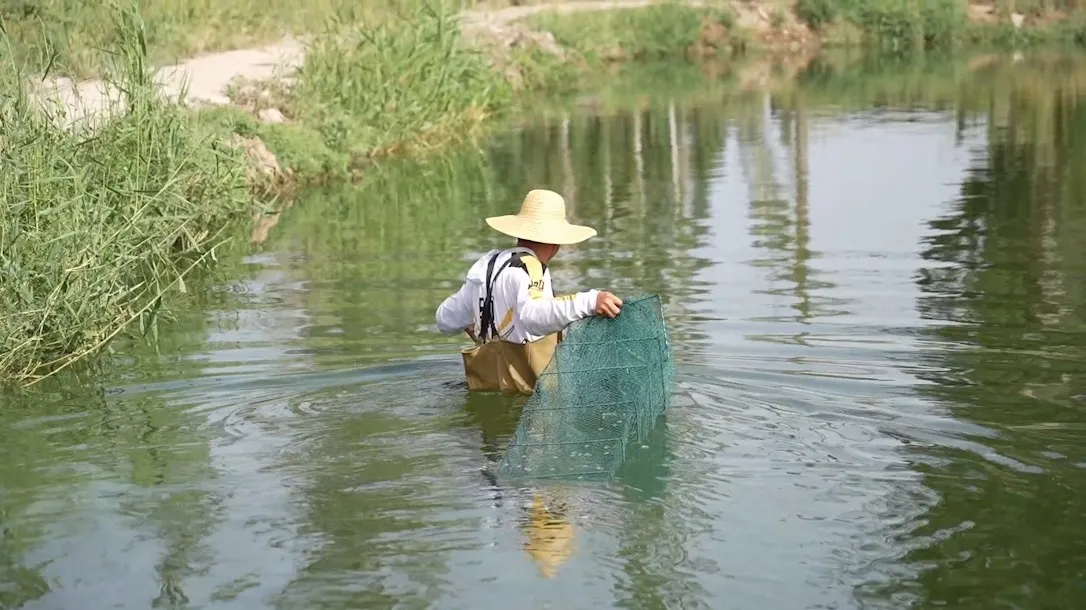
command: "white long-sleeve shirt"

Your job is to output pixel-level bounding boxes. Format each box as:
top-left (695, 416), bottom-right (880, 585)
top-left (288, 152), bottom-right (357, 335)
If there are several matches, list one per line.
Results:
top-left (435, 247), bottom-right (599, 343)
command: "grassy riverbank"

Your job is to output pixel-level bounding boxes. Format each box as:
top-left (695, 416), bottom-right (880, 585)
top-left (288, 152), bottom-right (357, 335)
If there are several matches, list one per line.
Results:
top-left (200, 5), bottom-right (513, 185)
top-left (1, 0), bottom-right (434, 80)
top-left (527, 0), bottom-right (1086, 61)
top-left (0, 8), bottom-right (257, 384)
top-left (0, 2), bottom-right (513, 385)
top-left (800, 0), bottom-right (1086, 50)
top-left (9, 0), bottom-right (1086, 81)
top-left (527, 4), bottom-right (753, 64)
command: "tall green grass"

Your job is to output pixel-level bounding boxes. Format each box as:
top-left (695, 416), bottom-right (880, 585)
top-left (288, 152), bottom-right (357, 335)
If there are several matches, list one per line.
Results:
top-left (296, 5), bottom-right (512, 157)
top-left (527, 3), bottom-right (742, 64)
top-left (0, 0), bottom-right (451, 79)
top-left (797, 0), bottom-right (1086, 51)
top-left (0, 4), bottom-right (255, 385)
top-left (0, 0), bottom-right (543, 80)
top-left (215, 3), bottom-right (514, 181)
top-left (796, 0), bottom-right (968, 51)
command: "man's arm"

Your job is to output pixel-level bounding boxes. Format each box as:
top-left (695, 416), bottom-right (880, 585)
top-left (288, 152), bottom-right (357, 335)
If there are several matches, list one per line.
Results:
top-left (435, 282), bottom-right (475, 335)
top-left (509, 271), bottom-right (599, 337)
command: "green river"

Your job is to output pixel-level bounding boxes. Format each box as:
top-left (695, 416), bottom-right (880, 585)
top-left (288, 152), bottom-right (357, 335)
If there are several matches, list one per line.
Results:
top-left (2, 52), bottom-right (1086, 609)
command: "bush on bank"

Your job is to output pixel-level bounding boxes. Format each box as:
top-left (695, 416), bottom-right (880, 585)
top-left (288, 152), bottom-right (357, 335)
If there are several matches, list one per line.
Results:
top-left (527, 3), bottom-right (747, 63)
top-left (796, 0), bottom-right (1086, 51)
top-left (0, 0), bottom-right (429, 80)
top-left (0, 2), bottom-right (513, 385)
top-left (0, 7), bottom-right (256, 384)
top-left (205, 4), bottom-right (515, 183)
top-left (525, 0), bottom-right (1086, 59)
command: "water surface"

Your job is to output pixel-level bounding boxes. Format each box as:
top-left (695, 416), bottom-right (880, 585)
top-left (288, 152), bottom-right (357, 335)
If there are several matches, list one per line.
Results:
top-left (3, 53), bottom-right (1086, 609)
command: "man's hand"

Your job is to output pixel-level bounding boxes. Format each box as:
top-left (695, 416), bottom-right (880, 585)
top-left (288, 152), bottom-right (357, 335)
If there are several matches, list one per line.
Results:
top-left (595, 291), bottom-right (623, 318)
top-left (465, 326), bottom-right (477, 342)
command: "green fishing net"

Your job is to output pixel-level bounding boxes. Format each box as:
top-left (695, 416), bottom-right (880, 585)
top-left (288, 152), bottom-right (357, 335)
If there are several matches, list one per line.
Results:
top-left (497, 294), bottom-right (676, 481)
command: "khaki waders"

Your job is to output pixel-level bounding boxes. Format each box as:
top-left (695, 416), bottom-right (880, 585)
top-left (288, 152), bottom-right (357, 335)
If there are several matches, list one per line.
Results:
top-left (461, 333), bottom-right (558, 395)
top-left (459, 251), bottom-right (559, 395)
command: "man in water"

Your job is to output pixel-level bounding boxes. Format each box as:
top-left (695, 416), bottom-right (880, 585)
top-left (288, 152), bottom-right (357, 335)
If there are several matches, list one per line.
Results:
top-left (435, 188), bottom-right (624, 394)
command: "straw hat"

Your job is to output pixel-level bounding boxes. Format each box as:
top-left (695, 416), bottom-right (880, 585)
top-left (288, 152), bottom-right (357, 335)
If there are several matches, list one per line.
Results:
top-left (486, 189), bottom-right (597, 245)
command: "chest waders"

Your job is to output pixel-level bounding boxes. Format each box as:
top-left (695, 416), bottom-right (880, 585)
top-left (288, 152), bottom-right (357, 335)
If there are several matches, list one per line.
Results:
top-left (460, 251), bottom-right (559, 395)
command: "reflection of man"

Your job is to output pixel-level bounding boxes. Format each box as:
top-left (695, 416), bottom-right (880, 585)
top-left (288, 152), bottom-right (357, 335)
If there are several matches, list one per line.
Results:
top-left (522, 494), bottom-right (575, 579)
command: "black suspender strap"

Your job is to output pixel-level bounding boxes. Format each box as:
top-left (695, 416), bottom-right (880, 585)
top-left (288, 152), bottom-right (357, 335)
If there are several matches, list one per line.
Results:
top-left (479, 252), bottom-right (514, 342)
top-left (477, 249), bottom-right (549, 342)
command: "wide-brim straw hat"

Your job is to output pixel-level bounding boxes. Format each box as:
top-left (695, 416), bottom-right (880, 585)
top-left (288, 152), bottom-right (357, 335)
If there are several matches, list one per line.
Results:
top-left (486, 189), bottom-right (597, 245)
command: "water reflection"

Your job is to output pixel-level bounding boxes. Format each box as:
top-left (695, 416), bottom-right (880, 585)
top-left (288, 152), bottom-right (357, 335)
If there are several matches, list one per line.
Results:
top-left (486, 98), bottom-right (721, 357)
top-left (908, 60), bottom-right (1086, 608)
top-left (2, 52), bottom-right (1086, 609)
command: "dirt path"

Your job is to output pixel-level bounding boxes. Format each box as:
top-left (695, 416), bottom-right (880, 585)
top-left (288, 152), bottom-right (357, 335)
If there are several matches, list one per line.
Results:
top-left (35, 36), bottom-right (306, 129)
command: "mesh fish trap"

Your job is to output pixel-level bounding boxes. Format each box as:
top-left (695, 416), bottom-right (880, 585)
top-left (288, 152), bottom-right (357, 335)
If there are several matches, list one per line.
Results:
top-left (498, 294), bottom-right (676, 481)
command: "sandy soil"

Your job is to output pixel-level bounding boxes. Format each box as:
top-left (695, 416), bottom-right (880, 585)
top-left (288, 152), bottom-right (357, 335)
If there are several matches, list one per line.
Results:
top-left (34, 36), bottom-right (305, 129)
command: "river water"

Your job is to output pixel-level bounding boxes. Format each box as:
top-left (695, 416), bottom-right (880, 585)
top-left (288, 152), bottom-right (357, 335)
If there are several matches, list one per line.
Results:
top-left (2, 53), bottom-right (1085, 609)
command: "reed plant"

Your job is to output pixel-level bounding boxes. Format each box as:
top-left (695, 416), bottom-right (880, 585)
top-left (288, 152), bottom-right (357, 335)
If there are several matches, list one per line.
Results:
top-left (796, 0), bottom-right (1086, 51)
top-left (796, 0), bottom-right (968, 51)
top-left (228, 3), bottom-right (514, 179)
top-left (0, 0), bottom-right (449, 80)
top-left (0, 3), bottom-right (255, 385)
top-left (528, 3), bottom-right (740, 63)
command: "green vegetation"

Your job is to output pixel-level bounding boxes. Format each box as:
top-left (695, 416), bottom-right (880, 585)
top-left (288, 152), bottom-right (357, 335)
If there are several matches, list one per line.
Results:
top-left (0, 1), bottom-right (516, 385)
top-left (0, 0), bottom-right (436, 79)
top-left (522, 0), bottom-right (1086, 59)
top-left (798, 0), bottom-right (966, 50)
top-left (795, 0), bottom-right (1086, 51)
top-left (4, 0), bottom-right (323, 78)
top-left (527, 3), bottom-right (745, 64)
top-left (204, 4), bottom-right (514, 183)
top-left (0, 6), bottom-right (256, 384)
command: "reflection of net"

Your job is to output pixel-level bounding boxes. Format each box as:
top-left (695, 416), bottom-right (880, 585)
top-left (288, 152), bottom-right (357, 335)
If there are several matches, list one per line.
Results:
top-left (498, 295), bottom-right (675, 481)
